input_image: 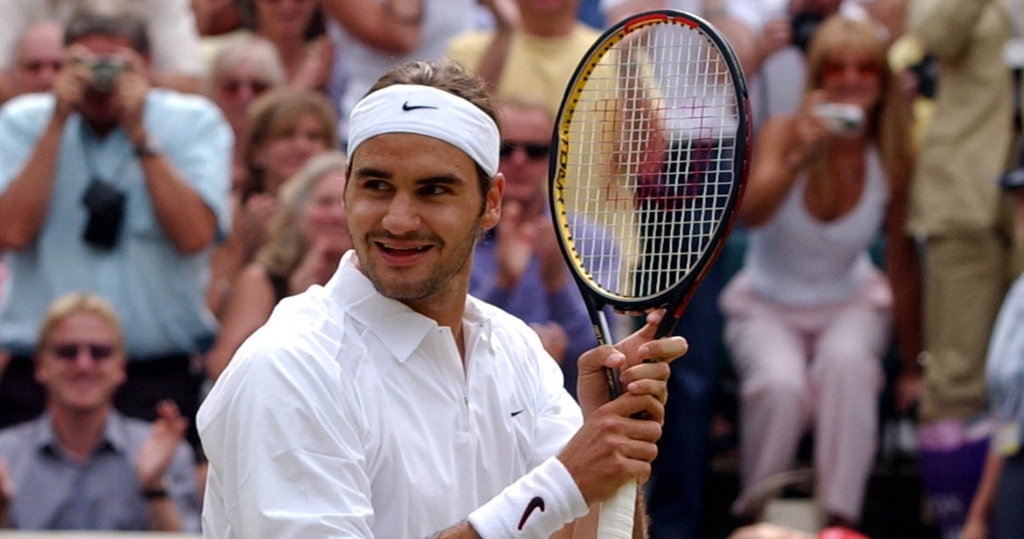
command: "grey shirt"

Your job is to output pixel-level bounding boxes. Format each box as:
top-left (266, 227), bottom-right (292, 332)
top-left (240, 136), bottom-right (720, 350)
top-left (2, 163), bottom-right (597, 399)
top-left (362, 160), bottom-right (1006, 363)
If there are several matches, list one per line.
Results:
top-left (0, 411), bottom-right (200, 531)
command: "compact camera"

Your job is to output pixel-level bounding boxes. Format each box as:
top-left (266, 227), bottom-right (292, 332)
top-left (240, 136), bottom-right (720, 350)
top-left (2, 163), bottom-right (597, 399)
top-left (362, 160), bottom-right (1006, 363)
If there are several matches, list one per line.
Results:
top-left (813, 102), bottom-right (864, 135)
top-left (81, 178), bottom-right (126, 249)
top-left (87, 56), bottom-right (128, 93)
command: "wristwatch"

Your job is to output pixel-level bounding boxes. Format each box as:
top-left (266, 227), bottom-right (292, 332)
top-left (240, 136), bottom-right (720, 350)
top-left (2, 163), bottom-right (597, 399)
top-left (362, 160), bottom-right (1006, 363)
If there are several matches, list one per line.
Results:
top-left (141, 486), bottom-right (169, 500)
top-left (133, 134), bottom-right (161, 159)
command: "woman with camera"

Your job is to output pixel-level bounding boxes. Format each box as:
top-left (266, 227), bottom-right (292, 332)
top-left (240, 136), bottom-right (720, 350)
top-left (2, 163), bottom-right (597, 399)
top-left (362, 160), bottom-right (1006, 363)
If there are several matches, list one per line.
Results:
top-left (720, 14), bottom-right (919, 531)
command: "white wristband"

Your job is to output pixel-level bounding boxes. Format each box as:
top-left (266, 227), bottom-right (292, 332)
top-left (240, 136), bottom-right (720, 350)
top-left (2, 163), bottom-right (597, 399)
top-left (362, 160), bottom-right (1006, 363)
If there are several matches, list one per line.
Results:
top-left (468, 456), bottom-right (589, 539)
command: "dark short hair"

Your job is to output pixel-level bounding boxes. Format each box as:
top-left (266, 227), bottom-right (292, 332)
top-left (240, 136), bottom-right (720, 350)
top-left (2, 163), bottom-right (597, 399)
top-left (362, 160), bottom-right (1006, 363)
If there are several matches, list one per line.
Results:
top-left (64, 10), bottom-right (150, 55)
top-left (365, 59), bottom-right (500, 203)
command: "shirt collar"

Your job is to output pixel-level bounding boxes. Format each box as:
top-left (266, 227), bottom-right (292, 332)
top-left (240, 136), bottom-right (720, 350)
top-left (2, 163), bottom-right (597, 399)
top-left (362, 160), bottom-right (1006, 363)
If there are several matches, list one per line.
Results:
top-left (31, 410), bottom-right (129, 457)
top-left (327, 251), bottom-right (495, 363)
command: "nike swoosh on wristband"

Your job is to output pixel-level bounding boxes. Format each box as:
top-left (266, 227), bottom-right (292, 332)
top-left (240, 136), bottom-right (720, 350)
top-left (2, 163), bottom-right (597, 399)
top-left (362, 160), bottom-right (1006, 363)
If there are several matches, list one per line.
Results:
top-left (402, 101), bottom-right (438, 111)
top-left (517, 496), bottom-right (546, 530)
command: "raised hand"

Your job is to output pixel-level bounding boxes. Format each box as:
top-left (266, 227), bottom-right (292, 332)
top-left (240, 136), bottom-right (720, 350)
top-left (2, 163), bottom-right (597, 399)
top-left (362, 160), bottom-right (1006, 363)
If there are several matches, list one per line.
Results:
top-left (135, 400), bottom-right (188, 491)
top-left (530, 321), bottom-right (568, 364)
top-left (556, 310), bottom-right (684, 504)
top-left (493, 200), bottom-right (533, 291)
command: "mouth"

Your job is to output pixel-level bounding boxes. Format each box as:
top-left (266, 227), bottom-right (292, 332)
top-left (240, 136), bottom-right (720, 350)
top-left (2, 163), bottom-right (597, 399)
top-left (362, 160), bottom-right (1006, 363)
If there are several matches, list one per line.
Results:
top-left (375, 241), bottom-right (433, 265)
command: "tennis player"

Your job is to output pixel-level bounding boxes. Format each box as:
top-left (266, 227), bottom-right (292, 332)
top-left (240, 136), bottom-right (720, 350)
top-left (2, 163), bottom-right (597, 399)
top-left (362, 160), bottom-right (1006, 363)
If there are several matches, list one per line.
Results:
top-left (198, 58), bottom-right (686, 538)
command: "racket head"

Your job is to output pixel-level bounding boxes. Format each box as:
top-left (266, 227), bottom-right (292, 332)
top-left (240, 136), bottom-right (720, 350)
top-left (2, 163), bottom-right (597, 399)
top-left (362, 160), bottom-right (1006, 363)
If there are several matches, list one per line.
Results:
top-left (549, 9), bottom-right (750, 331)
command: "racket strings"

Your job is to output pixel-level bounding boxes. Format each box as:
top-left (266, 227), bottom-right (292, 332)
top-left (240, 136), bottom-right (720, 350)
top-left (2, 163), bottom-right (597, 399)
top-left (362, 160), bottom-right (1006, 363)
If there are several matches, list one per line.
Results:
top-left (557, 19), bottom-right (742, 301)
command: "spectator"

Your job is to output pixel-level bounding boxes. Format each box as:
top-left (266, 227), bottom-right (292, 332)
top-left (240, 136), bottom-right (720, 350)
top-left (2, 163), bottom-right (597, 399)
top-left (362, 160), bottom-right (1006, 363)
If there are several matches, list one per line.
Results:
top-left (193, 0), bottom-right (244, 38)
top-left (199, 57), bottom-right (685, 538)
top-left (470, 99), bottom-right (608, 397)
top-left (446, 0), bottom-right (600, 118)
top-left (750, 0), bottom-right (907, 133)
top-left (598, 2), bottom-right (763, 537)
top-left (0, 0), bottom-right (204, 98)
top-left (206, 88), bottom-right (338, 317)
top-left (323, 0), bottom-right (480, 143)
top-left (204, 34), bottom-right (287, 192)
top-left (959, 173), bottom-right (1024, 539)
top-left (907, 0), bottom-right (1024, 535)
top-left (4, 22), bottom-right (65, 101)
top-left (720, 15), bottom-right (917, 531)
top-left (220, 0), bottom-right (335, 93)
top-left (0, 12), bottom-right (232, 452)
top-left (205, 150), bottom-right (349, 382)
top-left (0, 293), bottom-right (200, 531)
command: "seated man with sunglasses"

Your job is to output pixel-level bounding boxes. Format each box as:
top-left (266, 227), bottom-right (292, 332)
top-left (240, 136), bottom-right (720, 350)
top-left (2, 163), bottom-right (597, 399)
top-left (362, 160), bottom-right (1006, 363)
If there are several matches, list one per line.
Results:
top-left (0, 293), bottom-right (200, 531)
top-left (470, 99), bottom-right (618, 398)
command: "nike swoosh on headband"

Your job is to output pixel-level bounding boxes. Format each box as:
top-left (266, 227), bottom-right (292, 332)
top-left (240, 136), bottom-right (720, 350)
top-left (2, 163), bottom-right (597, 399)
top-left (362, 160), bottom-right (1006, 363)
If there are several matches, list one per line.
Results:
top-left (402, 101), bottom-right (438, 111)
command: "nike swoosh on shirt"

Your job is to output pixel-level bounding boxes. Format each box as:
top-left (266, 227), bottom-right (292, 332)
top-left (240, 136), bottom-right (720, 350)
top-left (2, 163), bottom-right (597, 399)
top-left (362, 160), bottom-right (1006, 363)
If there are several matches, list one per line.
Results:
top-left (518, 496), bottom-right (546, 530)
top-left (402, 101), bottom-right (437, 111)
top-left (511, 409), bottom-right (525, 417)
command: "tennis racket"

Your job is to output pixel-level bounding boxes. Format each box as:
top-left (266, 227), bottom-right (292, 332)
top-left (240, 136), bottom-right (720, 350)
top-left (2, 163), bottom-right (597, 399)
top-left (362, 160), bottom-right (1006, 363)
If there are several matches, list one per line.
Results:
top-left (548, 10), bottom-right (749, 537)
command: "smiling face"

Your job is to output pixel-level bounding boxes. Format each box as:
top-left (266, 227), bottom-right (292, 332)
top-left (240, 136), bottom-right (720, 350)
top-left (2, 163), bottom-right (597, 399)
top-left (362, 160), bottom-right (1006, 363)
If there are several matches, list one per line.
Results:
top-left (300, 170), bottom-right (351, 253)
top-left (819, 47), bottom-right (881, 111)
top-left (806, 17), bottom-right (887, 117)
top-left (498, 103), bottom-right (552, 211)
top-left (255, 112), bottom-right (331, 193)
top-left (35, 312), bottom-right (126, 414)
top-left (345, 133), bottom-right (502, 316)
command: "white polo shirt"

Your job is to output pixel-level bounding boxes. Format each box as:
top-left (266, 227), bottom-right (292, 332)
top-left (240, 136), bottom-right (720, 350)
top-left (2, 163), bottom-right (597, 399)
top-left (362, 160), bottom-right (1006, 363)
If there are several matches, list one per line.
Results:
top-left (198, 252), bottom-right (583, 538)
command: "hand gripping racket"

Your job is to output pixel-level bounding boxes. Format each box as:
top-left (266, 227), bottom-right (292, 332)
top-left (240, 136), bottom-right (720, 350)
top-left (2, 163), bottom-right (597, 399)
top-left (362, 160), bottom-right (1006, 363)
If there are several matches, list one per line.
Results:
top-left (548, 10), bottom-right (750, 537)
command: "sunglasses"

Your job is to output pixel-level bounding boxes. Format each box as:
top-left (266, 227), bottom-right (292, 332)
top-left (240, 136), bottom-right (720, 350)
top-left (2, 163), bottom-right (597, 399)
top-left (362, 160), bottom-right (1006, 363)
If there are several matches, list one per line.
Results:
top-left (500, 141), bottom-right (550, 161)
top-left (50, 343), bottom-right (116, 361)
top-left (822, 60), bottom-right (880, 80)
top-left (20, 60), bottom-right (63, 73)
top-left (220, 78), bottom-right (273, 97)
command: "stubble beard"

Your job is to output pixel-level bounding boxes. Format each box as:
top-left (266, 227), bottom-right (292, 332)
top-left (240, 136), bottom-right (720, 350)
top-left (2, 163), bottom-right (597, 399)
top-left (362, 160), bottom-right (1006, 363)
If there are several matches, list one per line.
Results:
top-left (360, 216), bottom-right (481, 302)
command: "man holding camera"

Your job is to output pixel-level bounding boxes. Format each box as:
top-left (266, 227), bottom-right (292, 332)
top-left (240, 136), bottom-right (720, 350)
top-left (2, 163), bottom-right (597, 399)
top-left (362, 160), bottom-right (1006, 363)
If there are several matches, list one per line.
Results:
top-left (0, 11), bottom-right (232, 453)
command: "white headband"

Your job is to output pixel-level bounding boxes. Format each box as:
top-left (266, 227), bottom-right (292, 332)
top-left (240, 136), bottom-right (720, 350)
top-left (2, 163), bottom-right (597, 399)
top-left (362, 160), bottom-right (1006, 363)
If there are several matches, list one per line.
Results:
top-left (346, 84), bottom-right (500, 177)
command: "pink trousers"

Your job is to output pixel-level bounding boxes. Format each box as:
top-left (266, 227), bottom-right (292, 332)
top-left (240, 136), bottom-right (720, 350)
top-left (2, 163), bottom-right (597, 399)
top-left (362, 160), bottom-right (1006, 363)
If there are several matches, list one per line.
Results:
top-left (720, 270), bottom-right (893, 523)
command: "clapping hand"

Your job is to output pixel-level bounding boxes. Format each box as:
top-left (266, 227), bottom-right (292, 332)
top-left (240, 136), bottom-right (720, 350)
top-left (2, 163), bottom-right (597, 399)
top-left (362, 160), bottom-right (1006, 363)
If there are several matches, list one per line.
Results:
top-left (0, 455), bottom-right (14, 527)
top-left (135, 400), bottom-right (188, 492)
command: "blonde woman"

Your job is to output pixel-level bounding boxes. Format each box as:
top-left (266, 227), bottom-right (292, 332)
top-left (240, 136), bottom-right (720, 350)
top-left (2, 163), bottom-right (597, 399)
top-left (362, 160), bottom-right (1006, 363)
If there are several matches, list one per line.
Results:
top-left (206, 88), bottom-right (339, 316)
top-left (721, 15), bottom-right (918, 530)
top-left (205, 151), bottom-right (349, 382)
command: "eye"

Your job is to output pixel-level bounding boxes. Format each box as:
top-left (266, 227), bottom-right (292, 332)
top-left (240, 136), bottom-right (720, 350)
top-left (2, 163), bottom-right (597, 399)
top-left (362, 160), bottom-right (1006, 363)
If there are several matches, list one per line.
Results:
top-left (357, 178), bottom-right (391, 192)
top-left (419, 184), bottom-right (454, 196)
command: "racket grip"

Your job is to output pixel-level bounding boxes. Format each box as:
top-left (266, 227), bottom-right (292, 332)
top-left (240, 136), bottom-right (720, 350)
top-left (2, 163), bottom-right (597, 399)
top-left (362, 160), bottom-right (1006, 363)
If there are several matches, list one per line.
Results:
top-left (596, 480), bottom-right (637, 538)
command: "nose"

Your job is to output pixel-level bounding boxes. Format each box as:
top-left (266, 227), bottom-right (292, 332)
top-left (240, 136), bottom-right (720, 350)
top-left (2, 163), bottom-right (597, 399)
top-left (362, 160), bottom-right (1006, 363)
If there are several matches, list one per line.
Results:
top-left (380, 192), bottom-right (420, 233)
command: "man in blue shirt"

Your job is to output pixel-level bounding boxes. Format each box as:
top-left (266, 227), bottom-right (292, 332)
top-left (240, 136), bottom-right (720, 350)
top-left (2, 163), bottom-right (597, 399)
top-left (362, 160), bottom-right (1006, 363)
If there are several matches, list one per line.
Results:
top-left (0, 10), bottom-right (232, 450)
top-left (0, 293), bottom-right (199, 531)
top-left (469, 99), bottom-right (616, 397)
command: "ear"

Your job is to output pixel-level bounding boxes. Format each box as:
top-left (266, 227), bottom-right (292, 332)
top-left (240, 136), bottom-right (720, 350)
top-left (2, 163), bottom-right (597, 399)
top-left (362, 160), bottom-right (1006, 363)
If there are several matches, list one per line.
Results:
top-left (480, 173), bottom-right (505, 231)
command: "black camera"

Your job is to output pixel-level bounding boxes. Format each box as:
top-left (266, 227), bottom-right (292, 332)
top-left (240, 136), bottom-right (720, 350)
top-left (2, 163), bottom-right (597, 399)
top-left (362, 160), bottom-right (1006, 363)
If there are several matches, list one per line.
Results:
top-left (81, 178), bottom-right (126, 249)
top-left (790, 10), bottom-right (825, 52)
top-left (87, 56), bottom-right (128, 93)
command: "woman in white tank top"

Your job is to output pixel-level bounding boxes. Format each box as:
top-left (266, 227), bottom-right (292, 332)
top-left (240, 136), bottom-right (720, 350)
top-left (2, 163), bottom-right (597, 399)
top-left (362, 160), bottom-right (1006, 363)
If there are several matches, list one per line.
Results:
top-left (719, 15), bottom-right (918, 531)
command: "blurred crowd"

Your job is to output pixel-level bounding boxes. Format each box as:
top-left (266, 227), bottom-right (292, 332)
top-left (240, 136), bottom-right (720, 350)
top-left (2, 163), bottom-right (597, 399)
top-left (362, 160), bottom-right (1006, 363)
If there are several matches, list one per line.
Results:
top-left (0, 0), bottom-right (1021, 538)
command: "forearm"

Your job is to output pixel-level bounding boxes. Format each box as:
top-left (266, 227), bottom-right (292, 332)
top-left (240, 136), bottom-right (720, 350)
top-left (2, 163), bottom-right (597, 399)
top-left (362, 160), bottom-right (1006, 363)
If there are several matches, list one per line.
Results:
top-left (145, 495), bottom-right (184, 532)
top-left (964, 452), bottom-right (1005, 528)
top-left (0, 115), bottom-right (65, 248)
top-left (474, 28), bottom-right (516, 92)
top-left (322, 0), bottom-right (421, 54)
top-left (134, 132), bottom-right (217, 253)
